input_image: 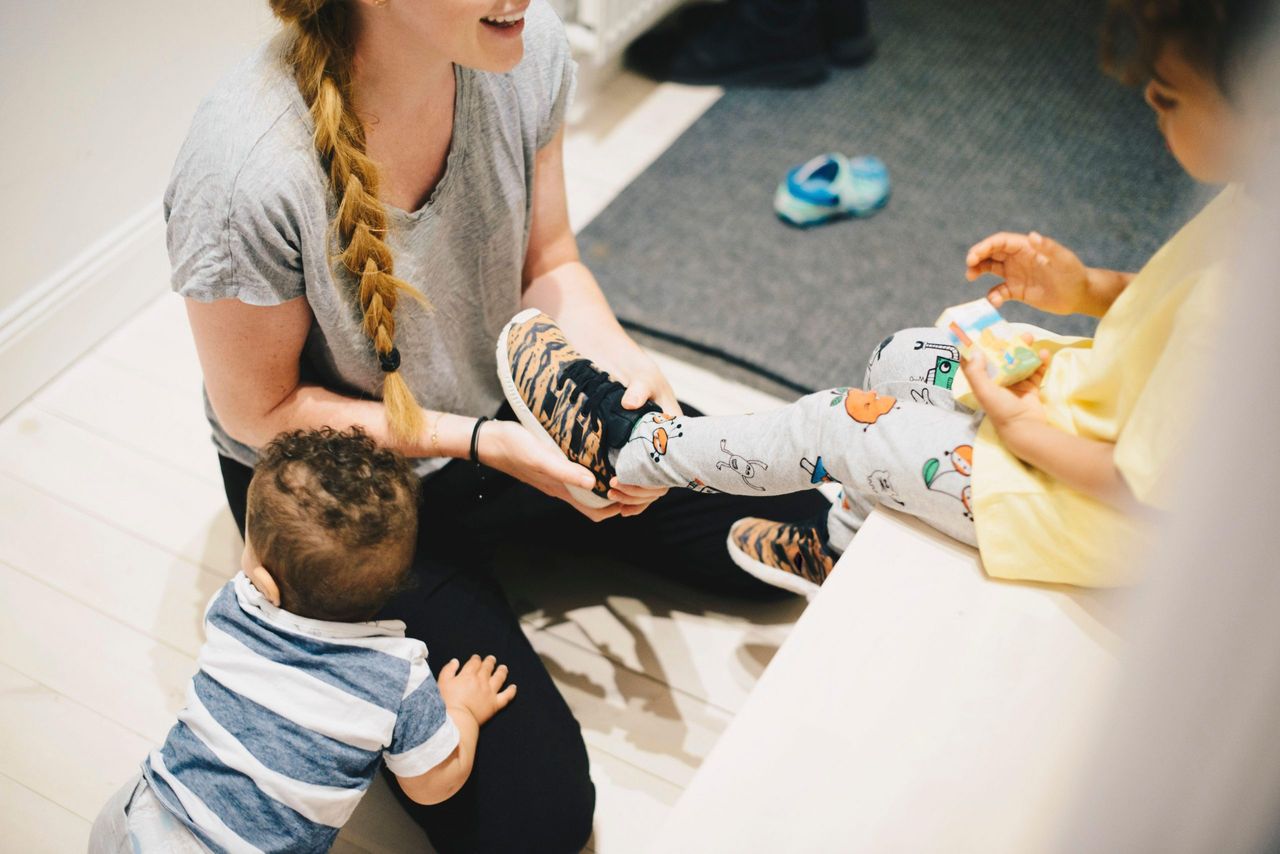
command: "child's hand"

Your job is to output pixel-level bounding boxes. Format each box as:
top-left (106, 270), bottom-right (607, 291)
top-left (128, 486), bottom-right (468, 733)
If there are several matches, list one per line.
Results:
top-left (438, 655), bottom-right (517, 726)
top-left (965, 231), bottom-right (1090, 315)
top-left (962, 335), bottom-right (1053, 450)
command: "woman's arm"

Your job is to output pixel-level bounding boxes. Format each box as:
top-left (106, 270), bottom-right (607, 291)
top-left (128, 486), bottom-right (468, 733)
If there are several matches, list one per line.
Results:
top-left (185, 296), bottom-right (476, 457)
top-left (518, 128), bottom-right (674, 512)
top-left (521, 127), bottom-right (680, 415)
top-left (187, 295), bottom-right (612, 514)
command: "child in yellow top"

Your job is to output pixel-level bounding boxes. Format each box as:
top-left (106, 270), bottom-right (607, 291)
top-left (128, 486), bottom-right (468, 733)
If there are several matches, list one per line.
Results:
top-left (495, 0), bottom-right (1266, 595)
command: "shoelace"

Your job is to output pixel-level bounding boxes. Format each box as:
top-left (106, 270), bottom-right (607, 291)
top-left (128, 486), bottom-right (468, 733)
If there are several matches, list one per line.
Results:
top-left (558, 359), bottom-right (627, 430)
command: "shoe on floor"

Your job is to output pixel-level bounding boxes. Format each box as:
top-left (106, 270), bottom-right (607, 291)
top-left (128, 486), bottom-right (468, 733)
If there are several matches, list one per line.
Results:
top-left (728, 515), bottom-right (838, 600)
top-left (774, 153), bottom-right (889, 227)
top-left (822, 0), bottom-right (876, 67)
top-left (626, 0), bottom-right (874, 86)
top-left (626, 0), bottom-right (828, 87)
top-left (496, 309), bottom-right (660, 508)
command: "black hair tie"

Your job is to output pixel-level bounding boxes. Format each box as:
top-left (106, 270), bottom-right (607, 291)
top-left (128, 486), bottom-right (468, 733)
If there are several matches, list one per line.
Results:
top-left (378, 347), bottom-right (401, 373)
top-left (470, 416), bottom-right (490, 464)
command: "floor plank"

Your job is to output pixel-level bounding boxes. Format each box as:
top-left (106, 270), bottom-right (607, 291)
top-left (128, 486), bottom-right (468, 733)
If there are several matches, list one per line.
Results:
top-left (530, 626), bottom-right (732, 789)
top-left (565, 73), bottom-right (722, 235)
top-left (0, 773), bottom-right (93, 854)
top-left (0, 472), bottom-right (229, 659)
top-left (33, 352), bottom-right (222, 486)
top-left (0, 561), bottom-right (196, 743)
top-left (92, 293), bottom-right (203, 395)
top-left (0, 407), bottom-right (242, 576)
top-left (585, 747), bottom-right (683, 854)
top-left (0, 663), bottom-right (156, 823)
top-left (497, 551), bottom-right (804, 715)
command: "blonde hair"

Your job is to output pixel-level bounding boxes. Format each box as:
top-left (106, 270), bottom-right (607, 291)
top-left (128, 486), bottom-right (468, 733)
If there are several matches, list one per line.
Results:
top-left (270, 0), bottom-right (428, 443)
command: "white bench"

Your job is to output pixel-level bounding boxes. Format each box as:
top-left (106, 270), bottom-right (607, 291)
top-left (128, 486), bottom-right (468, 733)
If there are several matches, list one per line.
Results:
top-left (649, 506), bottom-right (1123, 852)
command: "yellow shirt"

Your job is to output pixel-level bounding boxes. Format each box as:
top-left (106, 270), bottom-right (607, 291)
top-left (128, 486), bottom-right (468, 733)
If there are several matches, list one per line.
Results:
top-left (965, 187), bottom-right (1241, 587)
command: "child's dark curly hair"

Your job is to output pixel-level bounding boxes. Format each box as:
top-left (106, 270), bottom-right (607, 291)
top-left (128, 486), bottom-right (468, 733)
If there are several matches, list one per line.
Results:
top-left (1101, 0), bottom-right (1272, 97)
top-left (245, 427), bottom-right (420, 622)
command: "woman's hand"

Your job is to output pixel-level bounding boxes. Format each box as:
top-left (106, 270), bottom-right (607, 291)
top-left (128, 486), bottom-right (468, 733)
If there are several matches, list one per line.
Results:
top-left (613, 350), bottom-right (682, 417)
top-left (477, 420), bottom-right (623, 522)
top-left (965, 231), bottom-right (1091, 315)
top-left (961, 336), bottom-right (1053, 453)
top-left (607, 477), bottom-right (668, 518)
top-left (607, 351), bottom-right (675, 516)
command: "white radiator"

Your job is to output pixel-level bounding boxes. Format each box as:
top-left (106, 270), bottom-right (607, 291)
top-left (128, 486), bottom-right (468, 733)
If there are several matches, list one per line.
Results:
top-left (557, 0), bottom-right (690, 68)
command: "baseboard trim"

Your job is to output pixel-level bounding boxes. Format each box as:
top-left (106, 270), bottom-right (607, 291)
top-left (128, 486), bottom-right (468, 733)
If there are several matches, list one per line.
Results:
top-left (0, 201), bottom-right (168, 418)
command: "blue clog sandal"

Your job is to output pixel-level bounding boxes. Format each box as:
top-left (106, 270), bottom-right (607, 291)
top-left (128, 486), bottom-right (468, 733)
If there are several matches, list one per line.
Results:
top-left (774, 153), bottom-right (890, 227)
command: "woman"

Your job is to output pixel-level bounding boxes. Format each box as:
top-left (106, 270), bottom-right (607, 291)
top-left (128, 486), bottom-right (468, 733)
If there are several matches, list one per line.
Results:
top-left (169, 0), bottom-right (826, 849)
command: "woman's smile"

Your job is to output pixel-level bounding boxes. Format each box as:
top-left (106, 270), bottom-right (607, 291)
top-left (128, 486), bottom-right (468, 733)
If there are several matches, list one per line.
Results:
top-left (481, 5), bottom-right (528, 36)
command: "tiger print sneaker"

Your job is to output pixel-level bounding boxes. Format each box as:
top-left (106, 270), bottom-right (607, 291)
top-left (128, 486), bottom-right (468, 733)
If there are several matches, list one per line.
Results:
top-left (727, 515), bottom-right (838, 600)
top-left (497, 309), bottom-right (662, 508)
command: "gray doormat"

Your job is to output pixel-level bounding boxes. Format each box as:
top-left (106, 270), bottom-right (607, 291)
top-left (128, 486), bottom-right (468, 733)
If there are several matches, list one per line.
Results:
top-left (579, 0), bottom-right (1210, 395)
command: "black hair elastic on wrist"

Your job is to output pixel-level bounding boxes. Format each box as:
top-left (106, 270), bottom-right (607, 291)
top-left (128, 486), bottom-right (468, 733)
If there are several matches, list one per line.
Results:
top-left (378, 347), bottom-right (401, 373)
top-left (470, 416), bottom-right (490, 464)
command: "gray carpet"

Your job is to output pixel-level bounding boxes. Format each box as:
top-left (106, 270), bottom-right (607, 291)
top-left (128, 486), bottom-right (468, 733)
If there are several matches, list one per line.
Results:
top-left (580, 0), bottom-right (1212, 394)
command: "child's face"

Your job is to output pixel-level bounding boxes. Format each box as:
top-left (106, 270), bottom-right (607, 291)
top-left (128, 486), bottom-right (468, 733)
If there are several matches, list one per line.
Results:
top-left (1145, 47), bottom-right (1246, 183)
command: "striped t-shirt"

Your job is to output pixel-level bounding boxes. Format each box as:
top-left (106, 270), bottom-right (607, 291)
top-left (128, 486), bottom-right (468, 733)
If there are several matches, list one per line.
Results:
top-left (142, 573), bottom-right (459, 853)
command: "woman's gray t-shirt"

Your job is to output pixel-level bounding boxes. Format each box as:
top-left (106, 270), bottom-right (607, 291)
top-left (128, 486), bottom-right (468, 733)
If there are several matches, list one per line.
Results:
top-left (165, 0), bottom-right (575, 475)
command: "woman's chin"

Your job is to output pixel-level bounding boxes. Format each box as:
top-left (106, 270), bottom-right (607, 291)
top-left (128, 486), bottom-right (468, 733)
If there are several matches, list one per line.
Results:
top-left (471, 22), bottom-right (525, 72)
top-left (462, 48), bottom-right (524, 74)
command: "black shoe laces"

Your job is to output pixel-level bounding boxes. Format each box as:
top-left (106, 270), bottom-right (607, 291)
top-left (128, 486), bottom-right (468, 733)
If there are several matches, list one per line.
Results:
top-left (558, 359), bottom-right (627, 430)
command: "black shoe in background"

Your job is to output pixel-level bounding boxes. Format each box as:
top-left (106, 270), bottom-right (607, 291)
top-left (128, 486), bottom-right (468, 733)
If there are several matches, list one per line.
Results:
top-left (626, 0), bottom-right (828, 87)
top-left (822, 0), bottom-right (876, 67)
top-left (626, 0), bottom-right (874, 87)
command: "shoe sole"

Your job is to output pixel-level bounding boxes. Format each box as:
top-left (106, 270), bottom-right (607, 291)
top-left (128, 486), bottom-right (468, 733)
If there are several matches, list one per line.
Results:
top-left (775, 190), bottom-right (891, 228)
top-left (496, 308), bottom-right (613, 509)
top-left (727, 531), bottom-right (821, 601)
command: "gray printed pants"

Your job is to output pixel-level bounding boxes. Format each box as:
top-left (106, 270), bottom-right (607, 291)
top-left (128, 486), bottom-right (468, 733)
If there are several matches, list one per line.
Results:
top-left (614, 328), bottom-right (982, 552)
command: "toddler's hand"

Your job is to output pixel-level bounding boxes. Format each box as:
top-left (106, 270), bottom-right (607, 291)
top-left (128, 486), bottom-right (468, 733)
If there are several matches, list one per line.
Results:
top-left (965, 231), bottom-right (1090, 315)
top-left (962, 334), bottom-right (1053, 448)
top-left (438, 655), bottom-right (517, 726)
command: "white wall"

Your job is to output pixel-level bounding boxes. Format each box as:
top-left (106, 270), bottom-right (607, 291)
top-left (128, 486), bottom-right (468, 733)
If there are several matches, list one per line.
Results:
top-left (0, 0), bottom-right (275, 414)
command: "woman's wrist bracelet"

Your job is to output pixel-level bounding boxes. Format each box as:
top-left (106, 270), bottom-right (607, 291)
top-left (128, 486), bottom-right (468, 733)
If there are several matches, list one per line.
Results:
top-left (470, 416), bottom-right (490, 464)
top-left (429, 413), bottom-right (443, 457)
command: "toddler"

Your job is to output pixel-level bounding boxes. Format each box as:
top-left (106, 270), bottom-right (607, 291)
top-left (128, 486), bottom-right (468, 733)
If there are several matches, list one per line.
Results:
top-left (496, 0), bottom-right (1265, 595)
top-left (89, 428), bottom-right (515, 852)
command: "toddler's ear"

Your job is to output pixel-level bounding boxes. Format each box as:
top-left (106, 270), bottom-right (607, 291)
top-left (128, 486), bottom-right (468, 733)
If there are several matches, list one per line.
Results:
top-left (247, 564), bottom-right (282, 607)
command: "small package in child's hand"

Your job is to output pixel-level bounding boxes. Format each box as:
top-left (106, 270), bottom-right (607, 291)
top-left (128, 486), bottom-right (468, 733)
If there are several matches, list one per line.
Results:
top-left (935, 298), bottom-right (1042, 386)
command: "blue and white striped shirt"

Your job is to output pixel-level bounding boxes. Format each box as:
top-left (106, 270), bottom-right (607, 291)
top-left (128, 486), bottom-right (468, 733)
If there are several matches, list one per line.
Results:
top-left (142, 573), bottom-right (458, 853)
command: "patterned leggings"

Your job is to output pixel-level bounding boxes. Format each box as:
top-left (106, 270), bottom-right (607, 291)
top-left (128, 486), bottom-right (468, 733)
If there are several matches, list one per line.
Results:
top-left (614, 328), bottom-right (982, 552)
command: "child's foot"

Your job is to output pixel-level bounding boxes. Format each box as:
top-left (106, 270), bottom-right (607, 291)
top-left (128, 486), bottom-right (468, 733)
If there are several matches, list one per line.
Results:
top-left (497, 309), bottom-right (661, 507)
top-left (727, 515), bottom-right (838, 600)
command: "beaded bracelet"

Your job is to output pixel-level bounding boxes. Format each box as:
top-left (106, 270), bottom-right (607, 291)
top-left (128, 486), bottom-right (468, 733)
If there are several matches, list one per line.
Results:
top-left (429, 413), bottom-right (442, 457)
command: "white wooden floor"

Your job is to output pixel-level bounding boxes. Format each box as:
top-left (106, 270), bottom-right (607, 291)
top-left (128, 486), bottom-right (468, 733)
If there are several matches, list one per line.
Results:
top-left (0, 72), bottom-right (810, 853)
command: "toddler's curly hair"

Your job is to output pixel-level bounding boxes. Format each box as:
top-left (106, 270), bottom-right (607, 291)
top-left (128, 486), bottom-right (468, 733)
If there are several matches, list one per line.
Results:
top-left (245, 427), bottom-right (420, 622)
top-left (1101, 0), bottom-right (1272, 96)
